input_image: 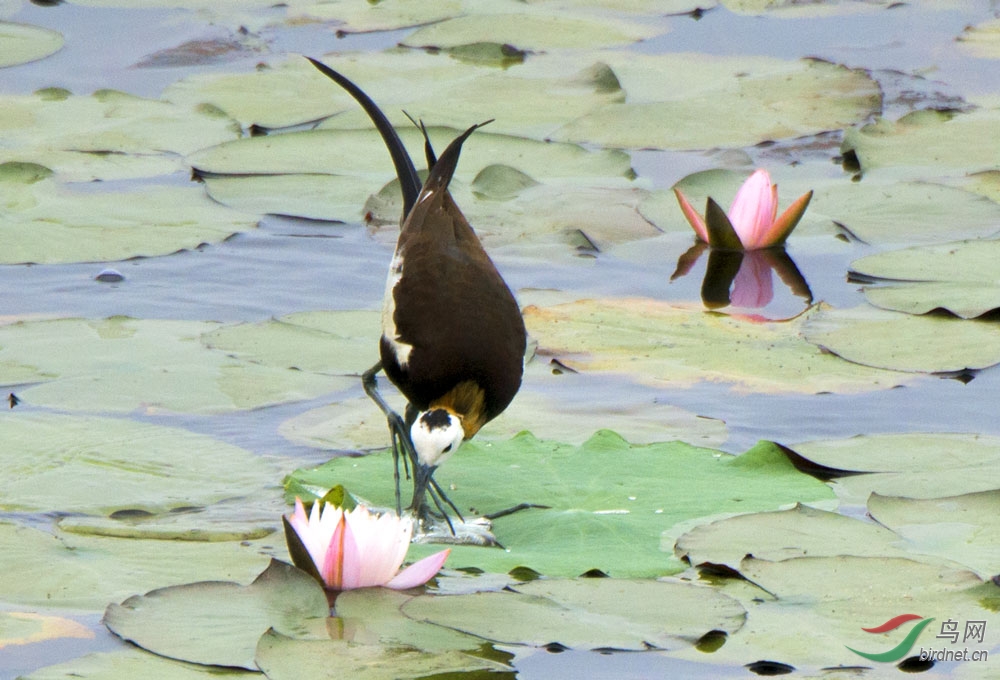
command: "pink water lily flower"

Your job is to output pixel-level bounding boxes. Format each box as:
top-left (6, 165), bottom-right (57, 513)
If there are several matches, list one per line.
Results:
top-left (284, 498), bottom-right (449, 591)
top-left (674, 169), bottom-right (812, 251)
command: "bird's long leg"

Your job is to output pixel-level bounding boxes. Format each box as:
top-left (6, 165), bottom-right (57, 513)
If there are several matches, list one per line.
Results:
top-left (362, 361), bottom-right (414, 515)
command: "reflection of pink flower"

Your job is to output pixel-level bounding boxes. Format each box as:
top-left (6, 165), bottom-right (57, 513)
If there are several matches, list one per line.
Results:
top-left (285, 499), bottom-right (449, 591)
top-left (675, 169), bottom-right (812, 250)
top-left (731, 252), bottom-right (774, 307)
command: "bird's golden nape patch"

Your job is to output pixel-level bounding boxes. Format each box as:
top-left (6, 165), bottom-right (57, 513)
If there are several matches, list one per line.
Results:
top-left (430, 380), bottom-right (488, 439)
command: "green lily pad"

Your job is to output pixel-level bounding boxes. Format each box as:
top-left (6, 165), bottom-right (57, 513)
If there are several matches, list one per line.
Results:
top-left (0, 317), bottom-right (349, 412)
top-left (959, 17), bottom-right (1000, 59)
top-left (289, 1), bottom-right (462, 34)
top-left (0, 21), bottom-right (64, 68)
top-left (524, 298), bottom-right (910, 394)
top-left (802, 304), bottom-right (1000, 373)
top-left (675, 504), bottom-right (917, 571)
top-left (285, 432), bottom-right (834, 577)
top-left (553, 55), bottom-right (880, 149)
top-left (255, 629), bottom-right (509, 680)
top-left (0, 611), bottom-right (93, 649)
top-left (0, 88), bottom-right (239, 182)
top-left (402, 577), bottom-right (746, 650)
top-left (20, 648), bottom-right (261, 680)
top-left (850, 239), bottom-right (1000, 318)
top-left (868, 490), bottom-right (1000, 577)
top-left (841, 106), bottom-right (1000, 177)
top-left (0, 412), bottom-right (281, 515)
top-left (0, 178), bottom-right (256, 265)
top-left (0, 522), bottom-right (272, 610)
top-left (401, 10), bottom-right (662, 50)
top-left (104, 560), bottom-right (330, 670)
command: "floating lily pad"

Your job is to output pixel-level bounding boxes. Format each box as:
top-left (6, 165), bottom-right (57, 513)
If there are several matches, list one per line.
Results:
top-left (401, 10), bottom-right (662, 50)
top-left (0, 611), bottom-right (93, 649)
top-left (104, 560), bottom-right (330, 670)
top-left (0, 178), bottom-right (256, 264)
top-left (523, 298), bottom-right (909, 394)
top-left (0, 413), bottom-right (281, 515)
top-left (675, 504), bottom-right (917, 571)
top-left (841, 106), bottom-right (1000, 177)
top-left (671, 555), bottom-right (998, 672)
top-left (783, 432), bottom-right (1000, 504)
top-left (0, 522), bottom-right (272, 610)
top-left (20, 648), bottom-right (262, 680)
top-left (850, 239), bottom-right (1000, 318)
top-left (202, 310), bottom-right (380, 375)
top-left (0, 88), bottom-right (239, 182)
top-left (285, 432), bottom-right (834, 577)
top-left (255, 629), bottom-right (509, 680)
top-left (0, 317), bottom-right (349, 412)
top-left (401, 577), bottom-right (746, 650)
top-left (553, 55), bottom-right (880, 149)
top-left (868, 490), bottom-right (1000, 577)
top-left (0, 21), bottom-right (64, 68)
top-left (812, 179), bottom-right (1000, 245)
top-left (289, 1), bottom-right (462, 34)
top-left (958, 17), bottom-right (1000, 60)
top-left (802, 304), bottom-right (1000, 373)
top-left (332, 588), bottom-right (489, 652)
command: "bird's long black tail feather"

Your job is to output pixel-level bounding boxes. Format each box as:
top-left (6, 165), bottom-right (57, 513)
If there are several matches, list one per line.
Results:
top-left (306, 57), bottom-right (422, 219)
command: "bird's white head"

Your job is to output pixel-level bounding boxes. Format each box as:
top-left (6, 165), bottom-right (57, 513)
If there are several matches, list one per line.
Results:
top-left (411, 408), bottom-right (465, 468)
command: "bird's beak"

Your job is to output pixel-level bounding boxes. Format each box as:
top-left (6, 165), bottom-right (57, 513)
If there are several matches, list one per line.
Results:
top-left (409, 462), bottom-right (436, 517)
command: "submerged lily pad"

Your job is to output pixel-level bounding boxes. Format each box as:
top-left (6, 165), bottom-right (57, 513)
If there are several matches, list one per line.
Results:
top-left (286, 432), bottom-right (833, 577)
top-left (850, 239), bottom-right (1000, 318)
top-left (0, 178), bottom-right (256, 264)
top-left (0, 21), bottom-right (64, 68)
top-left (104, 560), bottom-right (329, 670)
top-left (802, 304), bottom-right (1000, 373)
top-left (524, 298), bottom-right (909, 394)
top-left (402, 577), bottom-right (746, 650)
top-left (0, 317), bottom-right (349, 412)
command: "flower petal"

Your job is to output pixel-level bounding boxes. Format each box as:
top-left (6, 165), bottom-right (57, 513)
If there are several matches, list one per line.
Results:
top-left (673, 188), bottom-right (709, 243)
top-left (321, 512), bottom-right (347, 589)
top-left (758, 190), bottom-right (813, 248)
top-left (730, 252), bottom-right (774, 307)
top-left (705, 197), bottom-right (743, 250)
top-left (728, 169), bottom-right (776, 249)
top-left (343, 507), bottom-right (412, 588)
top-left (386, 549), bottom-right (451, 590)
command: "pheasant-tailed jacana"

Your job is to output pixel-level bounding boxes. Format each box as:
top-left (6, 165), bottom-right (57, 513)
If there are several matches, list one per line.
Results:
top-left (307, 58), bottom-right (527, 533)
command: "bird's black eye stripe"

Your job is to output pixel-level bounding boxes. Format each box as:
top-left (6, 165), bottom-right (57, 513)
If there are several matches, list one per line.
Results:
top-left (443, 444), bottom-right (452, 453)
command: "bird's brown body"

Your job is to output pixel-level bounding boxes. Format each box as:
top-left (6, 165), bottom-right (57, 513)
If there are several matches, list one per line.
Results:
top-left (307, 58), bottom-right (525, 525)
top-left (381, 174), bottom-right (526, 441)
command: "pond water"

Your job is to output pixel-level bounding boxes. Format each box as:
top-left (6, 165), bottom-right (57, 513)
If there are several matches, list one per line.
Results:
top-left (2, 0), bottom-right (1000, 678)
